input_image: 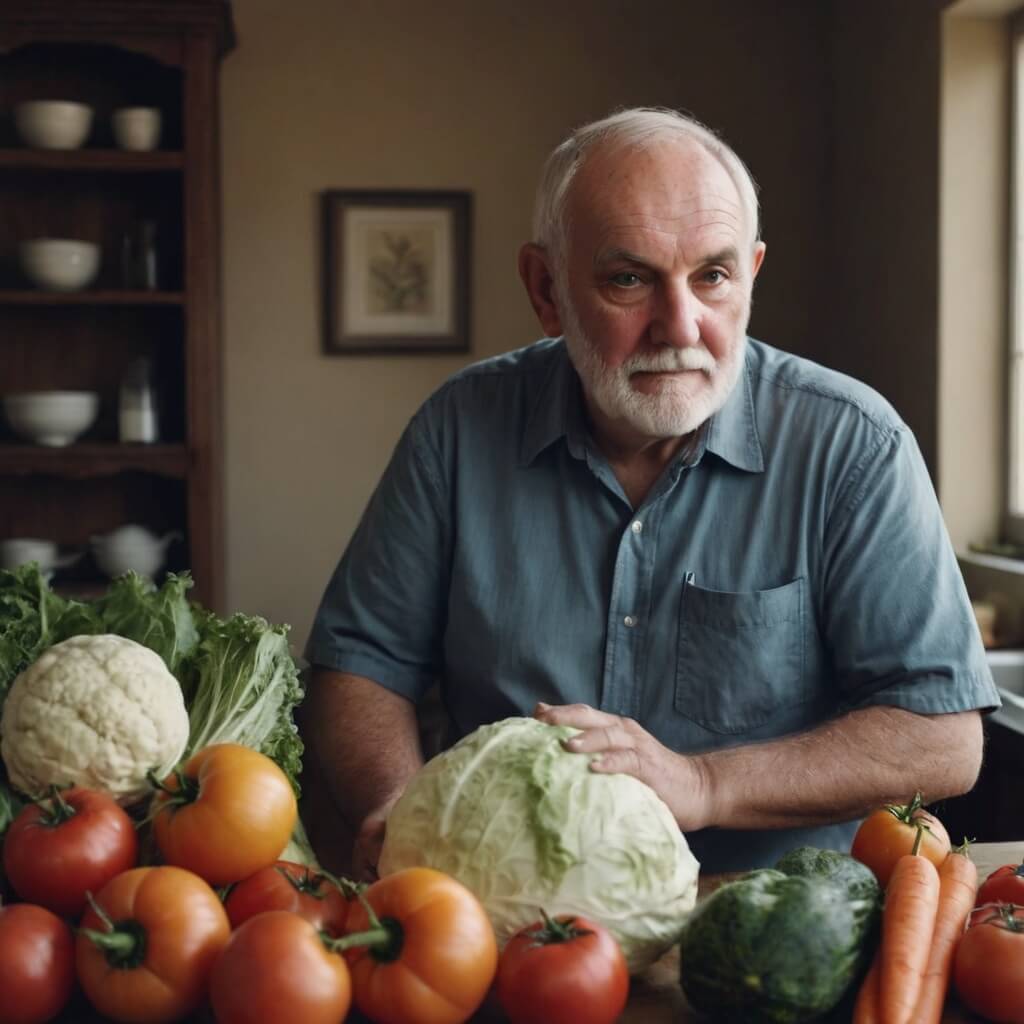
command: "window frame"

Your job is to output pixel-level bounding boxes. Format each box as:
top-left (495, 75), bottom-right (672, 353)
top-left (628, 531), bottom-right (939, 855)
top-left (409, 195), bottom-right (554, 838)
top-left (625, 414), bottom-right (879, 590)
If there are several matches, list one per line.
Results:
top-left (1006, 12), bottom-right (1024, 543)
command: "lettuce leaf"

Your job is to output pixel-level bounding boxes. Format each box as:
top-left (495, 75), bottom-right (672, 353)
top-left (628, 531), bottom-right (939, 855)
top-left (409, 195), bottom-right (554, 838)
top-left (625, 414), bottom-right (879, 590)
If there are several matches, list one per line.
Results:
top-left (93, 572), bottom-right (199, 677)
top-left (181, 606), bottom-right (304, 795)
top-left (0, 564), bottom-right (102, 697)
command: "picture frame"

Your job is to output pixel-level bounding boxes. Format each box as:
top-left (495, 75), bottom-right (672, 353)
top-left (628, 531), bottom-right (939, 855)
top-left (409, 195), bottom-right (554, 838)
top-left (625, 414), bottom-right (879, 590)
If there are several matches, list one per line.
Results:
top-left (321, 189), bottom-right (472, 355)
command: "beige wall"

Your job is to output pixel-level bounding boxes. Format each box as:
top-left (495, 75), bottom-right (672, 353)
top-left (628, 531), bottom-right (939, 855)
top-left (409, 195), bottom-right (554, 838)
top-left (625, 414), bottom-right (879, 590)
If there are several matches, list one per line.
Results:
top-left (939, 13), bottom-right (1008, 552)
top-left (220, 0), bottom-right (831, 643)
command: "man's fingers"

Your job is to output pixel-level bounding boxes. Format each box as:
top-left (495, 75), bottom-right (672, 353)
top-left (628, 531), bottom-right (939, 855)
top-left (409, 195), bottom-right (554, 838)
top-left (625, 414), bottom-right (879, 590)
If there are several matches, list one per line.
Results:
top-left (534, 702), bottom-right (619, 728)
top-left (564, 723), bottom-right (630, 753)
top-left (589, 747), bottom-right (644, 776)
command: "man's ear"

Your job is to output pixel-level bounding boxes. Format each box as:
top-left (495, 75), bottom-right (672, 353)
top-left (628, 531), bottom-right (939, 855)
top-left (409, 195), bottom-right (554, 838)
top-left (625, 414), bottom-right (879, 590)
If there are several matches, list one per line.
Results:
top-left (518, 243), bottom-right (564, 337)
top-left (751, 241), bottom-right (766, 281)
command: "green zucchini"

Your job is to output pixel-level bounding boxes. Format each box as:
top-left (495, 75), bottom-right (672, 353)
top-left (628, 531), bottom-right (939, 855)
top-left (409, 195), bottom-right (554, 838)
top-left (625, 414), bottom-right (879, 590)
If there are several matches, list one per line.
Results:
top-left (678, 868), bottom-right (878, 1024)
top-left (774, 846), bottom-right (881, 905)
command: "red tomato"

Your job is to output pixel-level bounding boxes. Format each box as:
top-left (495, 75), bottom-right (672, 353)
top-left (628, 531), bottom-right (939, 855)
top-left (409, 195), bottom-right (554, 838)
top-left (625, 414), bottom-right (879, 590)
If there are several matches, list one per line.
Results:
top-left (977, 861), bottom-right (1024, 907)
top-left (954, 903), bottom-right (1024, 1023)
top-left (223, 861), bottom-right (353, 936)
top-left (151, 743), bottom-right (297, 886)
top-left (850, 792), bottom-right (949, 887)
top-left (210, 910), bottom-right (351, 1024)
top-left (3, 785), bottom-right (138, 916)
top-left (342, 867), bottom-right (497, 1024)
top-left (0, 902), bottom-right (75, 1024)
top-left (497, 911), bottom-right (629, 1024)
top-left (76, 865), bottom-right (231, 1023)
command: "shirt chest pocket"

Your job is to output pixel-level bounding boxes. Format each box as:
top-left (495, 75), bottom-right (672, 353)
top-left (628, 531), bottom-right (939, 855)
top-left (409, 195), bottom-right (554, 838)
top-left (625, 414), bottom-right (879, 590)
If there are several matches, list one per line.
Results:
top-left (675, 577), bottom-right (807, 734)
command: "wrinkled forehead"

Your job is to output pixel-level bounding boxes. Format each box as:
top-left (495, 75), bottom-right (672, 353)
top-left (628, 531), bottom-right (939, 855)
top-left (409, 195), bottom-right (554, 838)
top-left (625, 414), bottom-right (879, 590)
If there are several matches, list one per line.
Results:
top-left (565, 137), bottom-right (749, 250)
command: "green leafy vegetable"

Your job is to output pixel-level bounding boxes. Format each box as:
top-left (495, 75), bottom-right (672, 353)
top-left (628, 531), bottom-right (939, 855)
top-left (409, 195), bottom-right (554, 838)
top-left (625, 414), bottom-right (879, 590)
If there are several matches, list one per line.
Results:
top-left (181, 606), bottom-right (304, 794)
top-left (93, 572), bottom-right (199, 677)
top-left (0, 566), bottom-right (304, 797)
top-left (0, 564), bottom-right (102, 696)
top-left (378, 716), bottom-right (700, 973)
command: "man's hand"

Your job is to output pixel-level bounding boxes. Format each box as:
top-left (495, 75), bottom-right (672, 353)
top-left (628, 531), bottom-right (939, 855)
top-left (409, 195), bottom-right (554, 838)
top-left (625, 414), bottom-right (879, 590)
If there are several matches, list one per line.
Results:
top-left (534, 702), bottom-right (712, 831)
top-left (351, 799), bottom-right (400, 882)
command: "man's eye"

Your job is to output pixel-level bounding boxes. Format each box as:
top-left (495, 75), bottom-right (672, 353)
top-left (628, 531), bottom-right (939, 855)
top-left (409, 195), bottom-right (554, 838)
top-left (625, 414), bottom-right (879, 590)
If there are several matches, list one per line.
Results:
top-left (610, 272), bottom-right (643, 288)
top-left (703, 269), bottom-right (727, 285)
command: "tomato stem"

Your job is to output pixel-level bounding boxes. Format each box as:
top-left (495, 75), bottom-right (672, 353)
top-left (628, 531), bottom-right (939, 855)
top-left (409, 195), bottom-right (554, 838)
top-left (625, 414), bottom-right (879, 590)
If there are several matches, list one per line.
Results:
top-left (884, 791), bottom-right (940, 843)
top-left (974, 903), bottom-right (1024, 933)
top-left (78, 891), bottom-right (149, 969)
top-left (34, 783), bottom-right (77, 826)
top-left (316, 866), bottom-right (366, 901)
top-left (911, 824), bottom-right (925, 857)
top-left (145, 767), bottom-right (200, 809)
top-left (330, 917), bottom-right (405, 962)
top-left (524, 908), bottom-right (595, 946)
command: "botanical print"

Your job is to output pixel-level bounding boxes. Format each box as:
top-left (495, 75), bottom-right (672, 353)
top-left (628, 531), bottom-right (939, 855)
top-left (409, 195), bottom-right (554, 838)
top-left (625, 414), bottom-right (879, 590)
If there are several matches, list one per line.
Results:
top-left (366, 228), bottom-right (435, 314)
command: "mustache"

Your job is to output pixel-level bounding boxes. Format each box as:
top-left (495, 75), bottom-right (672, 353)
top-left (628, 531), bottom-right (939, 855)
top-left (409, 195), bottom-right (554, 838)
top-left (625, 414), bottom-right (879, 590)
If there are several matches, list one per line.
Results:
top-left (623, 348), bottom-right (717, 376)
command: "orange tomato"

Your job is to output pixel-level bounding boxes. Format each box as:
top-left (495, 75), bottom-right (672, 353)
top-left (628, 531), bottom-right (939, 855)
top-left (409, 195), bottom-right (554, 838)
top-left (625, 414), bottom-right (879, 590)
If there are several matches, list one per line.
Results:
top-left (151, 743), bottom-right (297, 886)
top-left (342, 867), bottom-right (497, 1024)
top-left (850, 792), bottom-right (949, 887)
top-left (76, 865), bottom-right (230, 1023)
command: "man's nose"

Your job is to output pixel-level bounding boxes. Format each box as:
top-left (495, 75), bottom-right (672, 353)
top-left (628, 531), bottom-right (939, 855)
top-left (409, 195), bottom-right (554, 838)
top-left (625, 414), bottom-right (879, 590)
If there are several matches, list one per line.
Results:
top-left (651, 281), bottom-right (702, 348)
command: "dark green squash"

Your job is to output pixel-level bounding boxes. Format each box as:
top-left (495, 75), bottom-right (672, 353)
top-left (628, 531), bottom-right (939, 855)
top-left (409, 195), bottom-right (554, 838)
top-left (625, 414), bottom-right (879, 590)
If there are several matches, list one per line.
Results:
top-left (678, 868), bottom-right (878, 1023)
top-left (774, 846), bottom-right (881, 905)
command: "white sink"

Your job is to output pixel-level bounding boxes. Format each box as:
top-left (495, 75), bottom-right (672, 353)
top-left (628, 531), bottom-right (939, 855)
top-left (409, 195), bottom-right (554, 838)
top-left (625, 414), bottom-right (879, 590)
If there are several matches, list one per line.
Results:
top-left (987, 649), bottom-right (1024, 732)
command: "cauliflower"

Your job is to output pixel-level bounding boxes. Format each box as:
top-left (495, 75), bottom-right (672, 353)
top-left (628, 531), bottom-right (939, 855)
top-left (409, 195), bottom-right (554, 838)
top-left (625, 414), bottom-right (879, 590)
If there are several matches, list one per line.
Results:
top-left (0, 633), bottom-right (190, 805)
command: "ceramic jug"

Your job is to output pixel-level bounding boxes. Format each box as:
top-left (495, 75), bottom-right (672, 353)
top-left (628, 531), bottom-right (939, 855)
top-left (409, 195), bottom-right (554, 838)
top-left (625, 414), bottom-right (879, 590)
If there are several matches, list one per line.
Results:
top-left (90, 524), bottom-right (181, 579)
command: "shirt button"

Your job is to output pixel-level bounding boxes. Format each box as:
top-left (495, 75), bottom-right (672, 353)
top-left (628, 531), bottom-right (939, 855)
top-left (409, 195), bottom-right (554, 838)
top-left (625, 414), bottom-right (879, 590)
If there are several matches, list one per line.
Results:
top-left (631, 520), bottom-right (643, 534)
top-left (623, 615), bottom-right (637, 627)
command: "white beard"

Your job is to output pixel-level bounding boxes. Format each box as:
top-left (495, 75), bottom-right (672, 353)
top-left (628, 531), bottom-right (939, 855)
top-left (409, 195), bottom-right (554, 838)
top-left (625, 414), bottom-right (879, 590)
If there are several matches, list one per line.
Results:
top-left (560, 294), bottom-right (747, 439)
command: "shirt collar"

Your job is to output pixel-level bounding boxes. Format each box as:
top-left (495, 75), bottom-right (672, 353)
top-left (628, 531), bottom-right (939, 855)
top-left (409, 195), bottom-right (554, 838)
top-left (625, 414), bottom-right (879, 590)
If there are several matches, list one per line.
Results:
top-left (521, 340), bottom-right (585, 466)
top-left (703, 345), bottom-right (764, 473)
top-left (520, 337), bottom-right (764, 472)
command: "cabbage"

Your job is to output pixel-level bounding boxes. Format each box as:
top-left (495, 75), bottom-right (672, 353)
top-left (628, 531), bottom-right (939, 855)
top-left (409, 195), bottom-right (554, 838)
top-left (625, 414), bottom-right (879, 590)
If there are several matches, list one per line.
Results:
top-left (378, 716), bottom-right (700, 971)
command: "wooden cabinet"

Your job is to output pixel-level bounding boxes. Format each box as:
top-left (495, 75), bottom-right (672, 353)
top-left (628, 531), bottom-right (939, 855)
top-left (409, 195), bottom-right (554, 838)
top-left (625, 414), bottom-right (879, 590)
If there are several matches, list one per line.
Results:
top-left (0, 1), bottom-right (234, 610)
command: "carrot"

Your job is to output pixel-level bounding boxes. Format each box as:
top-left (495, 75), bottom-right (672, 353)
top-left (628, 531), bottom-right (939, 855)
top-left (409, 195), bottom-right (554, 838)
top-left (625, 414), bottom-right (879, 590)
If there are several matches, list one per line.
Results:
top-left (878, 831), bottom-right (941, 1024)
top-left (853, 953), bottom-right (882, 1024)
top-left (909, 843), bottom-right (978, 1024)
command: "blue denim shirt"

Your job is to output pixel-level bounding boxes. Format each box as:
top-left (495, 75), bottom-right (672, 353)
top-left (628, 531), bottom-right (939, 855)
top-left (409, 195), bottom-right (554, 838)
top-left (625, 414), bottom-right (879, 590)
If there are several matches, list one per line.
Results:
top-left (306, 337), bottom-right (998, 872)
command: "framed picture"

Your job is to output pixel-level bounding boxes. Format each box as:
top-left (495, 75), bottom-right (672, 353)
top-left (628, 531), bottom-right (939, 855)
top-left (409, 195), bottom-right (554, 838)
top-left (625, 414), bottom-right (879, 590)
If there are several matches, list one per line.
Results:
top-left (322, 189), bottom-right (472, 355)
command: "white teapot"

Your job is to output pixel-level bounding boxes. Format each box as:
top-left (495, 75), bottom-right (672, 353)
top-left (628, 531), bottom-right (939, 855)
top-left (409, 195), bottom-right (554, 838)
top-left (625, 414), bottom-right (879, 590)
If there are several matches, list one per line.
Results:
top-left (0, 538), bottom-right (82, 577)
top-left (90, 524), bottom-right (181, 579)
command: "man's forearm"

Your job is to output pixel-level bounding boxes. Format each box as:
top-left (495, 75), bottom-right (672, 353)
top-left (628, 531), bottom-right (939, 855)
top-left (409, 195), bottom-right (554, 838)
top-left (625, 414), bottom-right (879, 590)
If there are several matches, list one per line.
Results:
top-left (692, 706), bottom-right (984, 830)
top-left (304, 668), bottom-right (424, 829)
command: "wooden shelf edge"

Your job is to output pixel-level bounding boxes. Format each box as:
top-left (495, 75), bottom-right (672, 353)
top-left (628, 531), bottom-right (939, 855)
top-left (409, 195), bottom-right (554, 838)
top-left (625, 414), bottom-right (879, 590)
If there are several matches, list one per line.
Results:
top-left (0, 443), bottom-right (189, 478)
top-left (0, 149), bottom-right (183, 171)
top-left (0, 290), bottom-right (185, 305)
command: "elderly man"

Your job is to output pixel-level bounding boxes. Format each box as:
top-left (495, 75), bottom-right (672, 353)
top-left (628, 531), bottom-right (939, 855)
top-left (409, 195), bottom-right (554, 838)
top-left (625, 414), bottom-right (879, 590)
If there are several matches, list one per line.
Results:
top-left (305, 107), bottom-right (998, 879)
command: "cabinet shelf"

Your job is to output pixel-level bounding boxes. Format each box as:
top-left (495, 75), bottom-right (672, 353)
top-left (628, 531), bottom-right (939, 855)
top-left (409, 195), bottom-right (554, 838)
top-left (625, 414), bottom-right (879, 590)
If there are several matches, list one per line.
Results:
top-left (0, 443), bottom-right (188, 479)
top-left (0, 2), bottom-right (232, 610)
top-left (0, 149), bottom-right (183, 172)
top-left (0, 290), bottom-right (185, 306)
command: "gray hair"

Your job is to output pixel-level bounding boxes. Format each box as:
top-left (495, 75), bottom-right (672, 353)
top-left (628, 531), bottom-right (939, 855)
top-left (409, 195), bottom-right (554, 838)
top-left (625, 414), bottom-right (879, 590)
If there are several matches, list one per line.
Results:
top-left (531, 106), bottom-right (761, 268)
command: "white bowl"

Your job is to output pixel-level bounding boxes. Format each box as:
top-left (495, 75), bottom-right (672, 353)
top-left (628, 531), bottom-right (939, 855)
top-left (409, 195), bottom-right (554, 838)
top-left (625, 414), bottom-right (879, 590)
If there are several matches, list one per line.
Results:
top-left (4, 391), bottom-right (99, 447)
top-left (14, 100), bottom-right (93, 150)
top-left (18, 239), bottom-right (100, 292)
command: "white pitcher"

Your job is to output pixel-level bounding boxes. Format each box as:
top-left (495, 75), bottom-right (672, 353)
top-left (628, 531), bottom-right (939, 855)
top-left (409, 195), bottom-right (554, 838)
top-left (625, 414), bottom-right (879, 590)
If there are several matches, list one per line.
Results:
top-left (90, 525), bottom-right (181, 579)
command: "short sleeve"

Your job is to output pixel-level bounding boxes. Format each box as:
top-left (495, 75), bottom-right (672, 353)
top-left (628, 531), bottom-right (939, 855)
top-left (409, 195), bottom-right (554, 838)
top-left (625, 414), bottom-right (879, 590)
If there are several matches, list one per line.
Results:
top-left (304, 407), bottom-right (451, 702)
top-left (823, 424), bottom-right (999, 715)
